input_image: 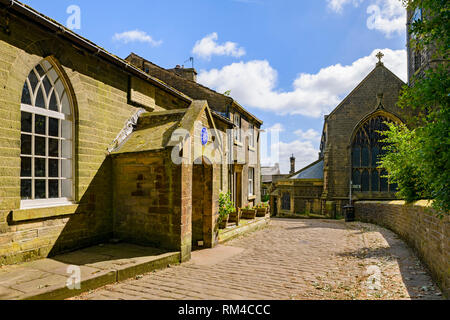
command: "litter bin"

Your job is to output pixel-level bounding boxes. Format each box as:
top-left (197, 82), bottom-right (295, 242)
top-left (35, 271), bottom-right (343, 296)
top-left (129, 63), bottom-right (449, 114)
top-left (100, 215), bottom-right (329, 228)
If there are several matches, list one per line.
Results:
top-left (343, 205), bottom-right (355, 222)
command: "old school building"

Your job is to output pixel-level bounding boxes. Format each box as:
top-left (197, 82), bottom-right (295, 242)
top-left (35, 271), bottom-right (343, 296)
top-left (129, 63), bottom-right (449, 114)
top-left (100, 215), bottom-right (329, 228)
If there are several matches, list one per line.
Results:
top-left (0, 1), bottom-right (262, 266)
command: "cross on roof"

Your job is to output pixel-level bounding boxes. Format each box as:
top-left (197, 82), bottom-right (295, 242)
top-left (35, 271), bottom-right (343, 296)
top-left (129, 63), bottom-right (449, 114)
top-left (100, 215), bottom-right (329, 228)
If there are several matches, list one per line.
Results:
top-left (376, 51), bottom-right (384, 64)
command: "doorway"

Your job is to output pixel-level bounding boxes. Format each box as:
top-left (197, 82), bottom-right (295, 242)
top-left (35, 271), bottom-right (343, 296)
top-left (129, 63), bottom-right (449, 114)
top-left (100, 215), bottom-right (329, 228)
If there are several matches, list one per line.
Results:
top-left (192, 158), bottom-right (213, 249)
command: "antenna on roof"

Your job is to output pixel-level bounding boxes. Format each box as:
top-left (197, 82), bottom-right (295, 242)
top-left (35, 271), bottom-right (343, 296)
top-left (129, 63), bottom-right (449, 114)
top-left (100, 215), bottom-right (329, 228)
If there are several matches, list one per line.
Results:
top-left (184, 57), bottom-right (194, 69)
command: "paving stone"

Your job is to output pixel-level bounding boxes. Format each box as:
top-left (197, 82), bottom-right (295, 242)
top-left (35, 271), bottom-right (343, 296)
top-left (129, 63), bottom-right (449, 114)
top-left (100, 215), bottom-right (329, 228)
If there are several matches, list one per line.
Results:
top-left (71, 219), bottom-right (442, 300)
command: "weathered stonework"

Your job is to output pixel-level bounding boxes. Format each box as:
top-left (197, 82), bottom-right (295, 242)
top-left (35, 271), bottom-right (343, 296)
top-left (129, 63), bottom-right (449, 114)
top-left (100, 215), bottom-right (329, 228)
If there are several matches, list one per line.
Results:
top-left (355, 201), bottom-right (449, 298)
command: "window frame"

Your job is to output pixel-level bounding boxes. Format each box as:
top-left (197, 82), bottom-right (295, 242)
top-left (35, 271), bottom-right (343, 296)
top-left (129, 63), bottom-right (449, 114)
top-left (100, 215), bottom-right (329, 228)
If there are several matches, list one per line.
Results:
top-left (20, 61), bottom-right (75, 210)
top-left (248, 167), bottom-right (254, 196)
top-left (234, 113), bottom-right (241, 142)
top-left (248, 123), bottom-right (255, 148)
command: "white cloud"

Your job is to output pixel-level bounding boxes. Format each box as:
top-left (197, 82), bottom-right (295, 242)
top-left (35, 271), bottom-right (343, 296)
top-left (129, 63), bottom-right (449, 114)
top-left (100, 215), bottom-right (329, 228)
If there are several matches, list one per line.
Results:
top-left (294, 129), bottom-right (321, 142)
top-left (192, 32), bottom-right (246, 60)
top-left (327, 0), bottom-right (406, 37)
top-left (366, 0), bottom-right (406, 38)
top-left (327, 0), bottom-right (363, 13)
top-left (113, 30), bottom-right (162, 46)
top-left (198, 48), bottom-right (407, 118)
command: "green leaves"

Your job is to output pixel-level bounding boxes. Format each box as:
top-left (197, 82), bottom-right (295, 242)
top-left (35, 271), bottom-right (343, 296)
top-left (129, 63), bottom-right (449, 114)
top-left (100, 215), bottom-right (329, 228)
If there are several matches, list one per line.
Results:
top-left (218, 192), bottom-right (236, 223)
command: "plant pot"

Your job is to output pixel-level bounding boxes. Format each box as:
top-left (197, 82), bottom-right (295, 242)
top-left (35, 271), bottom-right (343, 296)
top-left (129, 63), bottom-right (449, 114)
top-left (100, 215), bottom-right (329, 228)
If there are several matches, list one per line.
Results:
top-left (219, 215), bottom-right (229, 229)
top-left (228, 209), bottom-right (240, 226)
top-left (256, 207), bottom-right (268, 217)
top-left (241, 208), bottom-right (257, 220)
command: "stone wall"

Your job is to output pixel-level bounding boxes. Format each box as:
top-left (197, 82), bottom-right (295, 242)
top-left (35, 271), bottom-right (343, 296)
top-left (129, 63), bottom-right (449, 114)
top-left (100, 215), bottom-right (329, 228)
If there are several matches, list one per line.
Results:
top-left (355, 201), bottom-right (449, 297)
top-left (0, 12), bottom-right (189, 265)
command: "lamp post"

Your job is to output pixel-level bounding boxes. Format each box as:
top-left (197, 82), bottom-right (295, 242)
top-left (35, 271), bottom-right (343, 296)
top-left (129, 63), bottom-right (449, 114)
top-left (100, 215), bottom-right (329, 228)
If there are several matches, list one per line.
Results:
top-left (344, 180), bottom-right (355, 222)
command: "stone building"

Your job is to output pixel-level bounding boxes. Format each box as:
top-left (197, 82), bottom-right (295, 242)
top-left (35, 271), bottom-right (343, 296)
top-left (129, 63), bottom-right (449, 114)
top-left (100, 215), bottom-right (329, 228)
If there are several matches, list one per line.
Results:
top-left (272, 55), bottom-right (415, 217)
top-left (0, 1), bottom-right (261, 266)
top-left (126, 53), bottom-right (263, 210)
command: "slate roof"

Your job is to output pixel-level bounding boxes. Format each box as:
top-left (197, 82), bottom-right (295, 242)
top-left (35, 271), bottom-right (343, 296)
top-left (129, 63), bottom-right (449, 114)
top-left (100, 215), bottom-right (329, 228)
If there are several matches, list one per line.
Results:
top-left (289, 159), bottom-right (324, 180)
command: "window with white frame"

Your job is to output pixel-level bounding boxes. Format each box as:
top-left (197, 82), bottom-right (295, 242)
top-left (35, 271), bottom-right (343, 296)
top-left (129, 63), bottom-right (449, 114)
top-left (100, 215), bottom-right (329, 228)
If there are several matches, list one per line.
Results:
top-left (234, 113), bottom-right (241, 142)
top-left (249, 123), bottom-right (255, 148)
top-left (248, 167), bottom-right (254, 196)
top-left (20, 60), bottom-right (74, 208)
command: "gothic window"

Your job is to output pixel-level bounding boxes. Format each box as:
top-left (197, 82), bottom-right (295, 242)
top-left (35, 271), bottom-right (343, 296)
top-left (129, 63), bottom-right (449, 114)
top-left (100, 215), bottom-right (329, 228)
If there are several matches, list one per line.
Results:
top-left (20, 60), bottom-right (74, 208)
top-left (352, 115), bottom-right (398, 193)
top-left (281, 192), bottom-right (291, 211)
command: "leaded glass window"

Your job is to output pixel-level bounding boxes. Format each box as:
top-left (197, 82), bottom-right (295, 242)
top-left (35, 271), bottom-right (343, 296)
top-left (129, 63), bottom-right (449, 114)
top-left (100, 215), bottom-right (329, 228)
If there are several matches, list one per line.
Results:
top-left (351, 115), bottom-right (398, 193)
top-left (20, 60), bottom-right (74, 208)
top-left (281, 192), bottom-right (291, 211)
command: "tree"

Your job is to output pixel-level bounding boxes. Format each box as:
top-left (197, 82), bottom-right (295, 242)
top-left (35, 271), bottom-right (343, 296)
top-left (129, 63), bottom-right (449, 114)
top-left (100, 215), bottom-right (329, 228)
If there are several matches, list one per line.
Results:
top-left (379, 1), bottom-right (449, 215)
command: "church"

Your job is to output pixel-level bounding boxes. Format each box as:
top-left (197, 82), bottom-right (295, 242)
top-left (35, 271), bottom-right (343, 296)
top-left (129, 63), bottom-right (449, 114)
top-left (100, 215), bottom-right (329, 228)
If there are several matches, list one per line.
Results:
top-left (271, 53), bottom-right (416, 217)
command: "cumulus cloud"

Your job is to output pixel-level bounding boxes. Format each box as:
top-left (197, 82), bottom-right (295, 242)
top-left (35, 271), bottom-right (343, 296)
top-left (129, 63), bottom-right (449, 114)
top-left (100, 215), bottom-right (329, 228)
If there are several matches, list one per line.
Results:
top-left (198, 48), bottom-right (407, 118)
top-left (113, 30), bottom-right (162, 46)
top-left (294, 129), bottom-right (321, 142)
top-left (192, 32), bottom-right (246, 60)
top-left (327, 0), bottom-right (406, 37)
top-left (366, 0), bottom-right (406, 38)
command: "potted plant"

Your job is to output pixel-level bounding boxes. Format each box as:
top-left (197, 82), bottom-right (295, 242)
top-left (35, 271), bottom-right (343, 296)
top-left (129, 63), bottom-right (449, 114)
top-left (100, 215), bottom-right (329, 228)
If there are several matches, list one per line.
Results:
top-left (218, 192), bottom-right (236, 229)
top-left (255, 202), bottom-right (270, 217)
top-left (240, 205), bottom-right (257, 219)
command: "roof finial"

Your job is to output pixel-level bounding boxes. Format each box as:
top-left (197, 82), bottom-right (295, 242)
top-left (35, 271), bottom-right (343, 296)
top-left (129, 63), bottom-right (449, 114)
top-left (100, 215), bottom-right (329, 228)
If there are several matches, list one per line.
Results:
top-left (376, 51), bottom-right (384, 66)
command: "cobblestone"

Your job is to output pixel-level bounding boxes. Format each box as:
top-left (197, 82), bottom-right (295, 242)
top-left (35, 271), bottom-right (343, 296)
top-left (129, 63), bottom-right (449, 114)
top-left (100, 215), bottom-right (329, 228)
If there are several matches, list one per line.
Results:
top-left (71, 219), bottom-right (442, 300)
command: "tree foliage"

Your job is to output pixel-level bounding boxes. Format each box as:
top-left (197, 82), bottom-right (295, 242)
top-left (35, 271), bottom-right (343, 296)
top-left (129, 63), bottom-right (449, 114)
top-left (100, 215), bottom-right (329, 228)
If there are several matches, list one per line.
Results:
top-left (379, 1), bottom-right (449, 215)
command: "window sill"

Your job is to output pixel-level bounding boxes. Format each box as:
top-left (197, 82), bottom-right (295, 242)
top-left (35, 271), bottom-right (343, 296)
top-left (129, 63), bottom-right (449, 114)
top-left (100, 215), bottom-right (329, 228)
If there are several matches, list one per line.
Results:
top-left (248, 195), bottom-right (256, 201)
top-left (234, 140), bottom-right (243, 147)
top-left (248, 146), bottom-right (256, 152)
top-left (12, 204), bottom-right (79, 222)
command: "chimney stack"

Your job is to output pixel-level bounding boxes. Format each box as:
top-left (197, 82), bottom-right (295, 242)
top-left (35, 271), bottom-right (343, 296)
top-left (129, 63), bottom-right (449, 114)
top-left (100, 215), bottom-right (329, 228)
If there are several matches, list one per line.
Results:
top-left (168, 65), bottom-right (198, 82)
top-left (290, 154), bottom-right (296, 174)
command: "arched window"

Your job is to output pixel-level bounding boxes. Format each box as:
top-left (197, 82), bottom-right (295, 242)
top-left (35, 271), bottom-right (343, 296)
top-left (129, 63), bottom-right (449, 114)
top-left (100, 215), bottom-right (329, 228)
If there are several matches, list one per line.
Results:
top-left (20, 60), bottom-right (73, 208)
top-left (281, 192), bottom-right (291, 211)
top-left (351, 115), bottom-right (398, 193)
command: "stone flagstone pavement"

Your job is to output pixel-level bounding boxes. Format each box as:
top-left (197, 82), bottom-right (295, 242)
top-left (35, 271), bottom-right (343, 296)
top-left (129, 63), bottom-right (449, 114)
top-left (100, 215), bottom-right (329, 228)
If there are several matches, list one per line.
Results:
top-left (71, 219), bottom-right (443, 300)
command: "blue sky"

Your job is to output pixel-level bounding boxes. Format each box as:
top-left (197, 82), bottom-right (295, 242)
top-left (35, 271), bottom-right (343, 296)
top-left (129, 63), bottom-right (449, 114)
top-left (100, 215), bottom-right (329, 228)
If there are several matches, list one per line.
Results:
top-left (21, 0), bottom-right (408, 173)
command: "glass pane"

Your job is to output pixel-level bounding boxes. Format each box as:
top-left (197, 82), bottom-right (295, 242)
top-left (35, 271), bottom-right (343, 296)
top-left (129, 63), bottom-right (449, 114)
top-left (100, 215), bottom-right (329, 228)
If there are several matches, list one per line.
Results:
top-left (35, 115), bottom-right (46, 135)
top-left (352, 170), bottom-right (361, 187)
top-left (49, 180), bottom-right (59, 198)
top-left (362, 147), bottom-right (369, 167)
top-left (55, 79), bottom-right (64, 98)
top-left (21, 179), bottom-right (32, 200)
top-left (47, 68), bottom-right (58, 83)
top-left (49, 138), bottom-right (59, 157)
top-left (28, 70), bottom-right (39, 92)
top-left (62, 179), bottom-right (72, 198)
top-left (43, 76), bottom-right (52, 95)
top-left (380, 170), bottom-right (389, 192)
top-left (49, 118), bottom-right (59, 137)
top-left (61, 93), bottom-right (70, 115)
top-left (35, 180), bottom-right (46, 199)
top-left (352, 147), bottom-right (361, 167)
top-left (35, 64), bottom-right (45, 78)
top-left (49, 159), bottom-right (59, 177)
top-left (372, 146), bottom-right (380, 167)
top-left (21, 134), bottom-right (32, 155)
top-left (35, 86), bottom-right (45, 109)
top-left (21, 112), bottom-right (32, 133)
top-left (21, 157), bottom-right (32, 177)
top-left (61, 120), bottom-right (72, 139)
top-left (42, 60), bottom-right (52, 72)
top-left (35, 136), bottom-right (46, 156)
top-left (62, 140), bottom-right (72, 158)
top-left (62, 159), bottom-right (72, 179)
top-left (371, 170), bottom-right (379, 192)
top-left (35, 158), bottom-right (46, 177)
top-left (49, 91), bottom-right (58, 112)
top-left (21, 83), bottom-right (32, 105)
top-left (361, 170), bottom-right (370, 192)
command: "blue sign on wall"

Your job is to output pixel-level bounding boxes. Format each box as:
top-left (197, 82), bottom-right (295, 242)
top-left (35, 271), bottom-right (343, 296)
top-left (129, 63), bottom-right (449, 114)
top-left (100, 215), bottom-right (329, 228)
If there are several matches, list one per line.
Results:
top-left (201, 128), bottom-right (208, 146)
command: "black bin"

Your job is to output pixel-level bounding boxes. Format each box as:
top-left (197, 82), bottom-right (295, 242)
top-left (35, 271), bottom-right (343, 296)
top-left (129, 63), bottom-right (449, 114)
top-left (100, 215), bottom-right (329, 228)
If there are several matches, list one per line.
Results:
top-left (343, 205), bottom-right (355, 222)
